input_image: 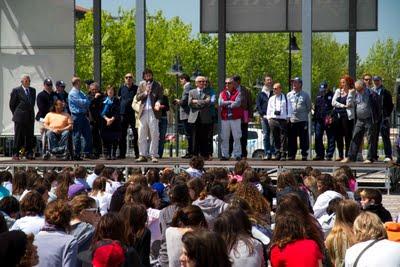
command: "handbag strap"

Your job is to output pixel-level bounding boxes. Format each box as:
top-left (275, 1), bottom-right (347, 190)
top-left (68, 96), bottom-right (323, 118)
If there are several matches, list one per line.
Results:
top-left (353, 239), bottom-right (383, 267)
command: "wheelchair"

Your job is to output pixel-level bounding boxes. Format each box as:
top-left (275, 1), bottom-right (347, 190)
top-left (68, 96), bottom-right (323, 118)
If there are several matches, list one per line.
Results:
top-left (41, 128), bottom-right (73, 160)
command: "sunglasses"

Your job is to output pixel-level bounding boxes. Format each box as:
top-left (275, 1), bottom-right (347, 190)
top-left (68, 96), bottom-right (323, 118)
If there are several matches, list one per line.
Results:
top-left (197, 80), bottom-right (206, 83)
top-left (364, 78), bottom-right (371, 81)
top-left (225, 82), bottom-right (232, 85)
top-left (125, 76), bottom-right (133, 79)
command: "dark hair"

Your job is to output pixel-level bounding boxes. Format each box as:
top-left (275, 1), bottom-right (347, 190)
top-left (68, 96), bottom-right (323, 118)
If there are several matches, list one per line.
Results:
top-left (20, 191), bottom-right (46, 216)
top-left (142, 68), bottom-right (153, 78)
top-left (213, 208), bottom-right (254, 254)
top-left (187, 178), bottom-right (205, 200)
top-left (326, 197), bottom-right (342, 215)
top-left (276, 193), bottom-right (324, 250)
top-left (100, 167), bottom-right (115, 179)
top-left (12, 171), bottom-right (27, 196)
top-left (92, 176), bottom-right (107, 193)
top-left (124, 184), bottom-right (159, 209)
top-left (169, 184), bottom-right (190, 208)
top-left (209, 168), bottom-right (228, 181)
top-left (276, 171), bottom-right (298, 191)
top-left (92, 213), bottom-right (126, 248)
top-left (179, 73), bottom-right (190, 82)
top-left (70, 194), bottom-right (97, 217)
top-left (234, 160), bottom-right (249, 176)
top-left (189, 156), bottom-right (205, 170)
top-left (44, 200), bottom-right (71, 231)
top-left (0, 196), bottom-right (20, 216)
top-left (272, 209), bottom-right (309, 248)
top-left (146, 168), bottom-right (160, 185)
top-left (360, 188), bottom-right (383, 204)
top-left (317, 174), bottom-right (347, 196)
top-left (119, 203), bottom-right (148, 246)
top-left (232, 75), bottom-right (241, 83)
top-left (181, 230), bottom-right (232, 267)
top-left (0, 170), bottom-right (12, 183)
top-left (171, 205), bottom-right (208, 228)
top-left (43, 171), bottom-right (57, 185)
top-left (242, 169), bottom-right (260, 183)
top-left (94, 164), bottom-right (106, 176)
top-left (160, 168), bottom-right (175, 184)
top-left (74, 166), bottom-right (87, 179)
top-left (25, 170), bottom-right (40, 190)
top-left (55, 172), bottom-right (74, 200)
top-left (49, 99), bottom-right (63, 112)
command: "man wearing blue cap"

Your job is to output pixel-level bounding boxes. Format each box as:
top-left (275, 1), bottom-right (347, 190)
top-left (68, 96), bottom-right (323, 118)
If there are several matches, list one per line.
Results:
top-left (372, 76), bottom-right (393, 162)
top-left (313, 81), bottom-right (335, 160)
top-left (287, 77), bottom-right (311, 160)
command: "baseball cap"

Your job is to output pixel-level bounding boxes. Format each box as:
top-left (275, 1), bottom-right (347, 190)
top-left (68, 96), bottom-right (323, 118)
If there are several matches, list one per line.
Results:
top-left (85, 79), bottom-right (94, 86)
top-left (92, 241), bottom-right (125, 267)
top-left (372, 76), bottom-right (382, 81)
top-left (291, 77), bottom-right (302, 83)
top-left (319, 81), bottom-right (328, 90)
top-left (56, 80), bottom-right (66, 87)
top-left (44, 78), bottom-right (53, 86)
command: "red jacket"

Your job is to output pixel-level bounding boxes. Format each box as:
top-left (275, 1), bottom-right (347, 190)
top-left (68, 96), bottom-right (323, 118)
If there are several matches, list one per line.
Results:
top-left (220, 88), bottom-right (243, 120)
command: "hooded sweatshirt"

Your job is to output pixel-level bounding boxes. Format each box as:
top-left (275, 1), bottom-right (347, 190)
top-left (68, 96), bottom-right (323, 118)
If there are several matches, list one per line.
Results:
top-left (313, 190), bottom-right (344, 219)
top-left (192, 195), bottom-right (229, 228)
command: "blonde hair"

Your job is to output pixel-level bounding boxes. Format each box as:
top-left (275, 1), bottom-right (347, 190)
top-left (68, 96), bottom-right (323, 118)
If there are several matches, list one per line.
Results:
top-left (325, 200), bottom-right (360, 266)
top-left (353, 212), bottom-right (387, 242)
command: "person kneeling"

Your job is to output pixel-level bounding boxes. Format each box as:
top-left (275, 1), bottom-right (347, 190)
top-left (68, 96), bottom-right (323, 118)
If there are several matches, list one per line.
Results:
top-left (43, 99), bottom-right (73, 159)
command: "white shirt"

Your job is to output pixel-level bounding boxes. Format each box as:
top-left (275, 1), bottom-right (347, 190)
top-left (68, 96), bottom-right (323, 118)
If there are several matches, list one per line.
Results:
top-left (266, 93), bottom-right (293, 119)
top-left (345, 239), bottom-right (400, 267)
top-left (89, 192), bottom-right (112, 215)
top-left (144, 81), bottom-right (153, 111)
top-left (86, 173), bottom-right (98, 189)
top-left (10, 215), bottom-right (45, 235)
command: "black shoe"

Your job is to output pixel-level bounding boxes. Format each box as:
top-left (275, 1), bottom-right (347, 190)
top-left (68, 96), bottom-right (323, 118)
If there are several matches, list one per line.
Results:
top-left (313, 156), bottom-right (323, 161)
top-left (84, 154), bottom-right (98, 160)
top-left (73, 156), bottom-right (83, 161)
top-left (26, 153), bottom-right (35, 160)
top-left (220, 157), bottom-right (229, 161)
top-left (117, 155), bottom-right (126, 159)
top-left (302, 156), bottom-right (308, 161)
top-left (287, 157), bottom-right (295, 161)
top-left (181, 154), bottom-right (193, 159)
top-left (235, 157), bottom-right (242, 161)
top-left (275, 154), bottom-right (281, 161)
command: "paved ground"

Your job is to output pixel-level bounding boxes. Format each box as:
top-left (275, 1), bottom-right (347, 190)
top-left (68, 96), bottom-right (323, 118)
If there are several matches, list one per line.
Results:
top-left (382, 194), bottom-right (400, 221)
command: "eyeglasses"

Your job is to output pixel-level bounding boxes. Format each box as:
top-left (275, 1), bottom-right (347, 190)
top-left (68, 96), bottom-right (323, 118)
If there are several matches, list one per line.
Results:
top-left (125, 76), bottom-right (133, 79)
top-left (364, 78), bottom-right (371, 81)
top-left (273, 87), bottom-right (280, 90)
top-left (197, 80), bottom-right (206, 83)
top-left (225, 82), bottom-right (232, 85)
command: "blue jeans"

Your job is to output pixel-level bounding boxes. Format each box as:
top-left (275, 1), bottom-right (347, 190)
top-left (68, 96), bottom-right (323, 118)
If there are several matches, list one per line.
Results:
top-left (314, 119), bottom-right (335, 158)
top-left (47, 130), bottom-right (69, 154)
top-left (72, 114), bottom-right (92, 157)
top-left (261, 118), bottom-right (275, 156)
top-left (158, 117), bottom-right (168, 158)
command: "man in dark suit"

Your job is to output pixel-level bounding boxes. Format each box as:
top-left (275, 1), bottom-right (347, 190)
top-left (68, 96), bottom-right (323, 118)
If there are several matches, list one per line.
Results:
top-left (174, 73), bottom-right (193, 158)
top-left (188, 76), bottom-right (212, 158)
top-left (118, 73), bottom-right (139, 159)
top-left (9, 74), bottom-right (37, 160)
top-left (135, 68), bottom-right (164, 163)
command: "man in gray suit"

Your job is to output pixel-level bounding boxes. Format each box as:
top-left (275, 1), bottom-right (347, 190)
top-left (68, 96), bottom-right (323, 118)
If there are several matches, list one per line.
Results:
top-left (174, 73), bottom-right (193, 158)
top-left (188, 76), bottom-right (212, 158)
top-left (135, 68), bottom-right (164, 163)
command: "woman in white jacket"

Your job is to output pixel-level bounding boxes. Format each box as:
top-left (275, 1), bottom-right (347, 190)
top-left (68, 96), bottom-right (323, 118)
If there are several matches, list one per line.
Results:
top-left (332, 75), bottom-right (355, 161)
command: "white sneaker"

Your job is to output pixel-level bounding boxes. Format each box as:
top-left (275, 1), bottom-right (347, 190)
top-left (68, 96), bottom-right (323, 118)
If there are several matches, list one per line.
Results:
top-left (341, 158), bottom-right (351, 163)
top-left (151, 156), bottom-right (158, 163)
top-left (363, 159), bottom-right (372, 164)
top-left (384, 157), bottom-right (392, 163)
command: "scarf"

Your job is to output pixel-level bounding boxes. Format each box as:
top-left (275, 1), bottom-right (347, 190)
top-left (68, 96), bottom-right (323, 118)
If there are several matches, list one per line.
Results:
top-left (101, 96), bottom-right (113, 117)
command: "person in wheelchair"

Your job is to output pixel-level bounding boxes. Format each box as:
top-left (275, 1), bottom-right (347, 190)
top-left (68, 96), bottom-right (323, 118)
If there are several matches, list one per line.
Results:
top-left (43, 99), bottom-right (73, 159)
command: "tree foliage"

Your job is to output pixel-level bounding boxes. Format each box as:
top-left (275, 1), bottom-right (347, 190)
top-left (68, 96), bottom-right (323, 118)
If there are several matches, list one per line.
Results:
top-left (75, 9), bottom-right (398, 99)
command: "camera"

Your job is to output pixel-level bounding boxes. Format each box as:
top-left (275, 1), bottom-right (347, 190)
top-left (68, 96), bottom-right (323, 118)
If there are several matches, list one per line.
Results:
top-left (274, 110), bottom-right (281, 116)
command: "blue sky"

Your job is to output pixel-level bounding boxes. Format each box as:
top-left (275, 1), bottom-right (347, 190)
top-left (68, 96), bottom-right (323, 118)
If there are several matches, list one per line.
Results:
top-left (76, 0), bottom-right (400, 59)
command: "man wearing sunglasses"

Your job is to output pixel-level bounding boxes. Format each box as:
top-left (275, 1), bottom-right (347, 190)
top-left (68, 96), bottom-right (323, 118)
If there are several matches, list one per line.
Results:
top-left (118, 73), bottom-right (139, 159)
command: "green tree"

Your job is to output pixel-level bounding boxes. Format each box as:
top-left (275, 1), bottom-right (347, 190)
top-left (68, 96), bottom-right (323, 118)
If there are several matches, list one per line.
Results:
top-left (359, 38), bottom-right (400, 92)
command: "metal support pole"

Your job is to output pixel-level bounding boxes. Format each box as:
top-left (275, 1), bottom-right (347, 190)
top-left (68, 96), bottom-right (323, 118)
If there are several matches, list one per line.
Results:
top-left (288, 32), bottom-right (292, 91)
top-left (217, 0), bottom-right (226, 158)
top-left (136, 0), bottom-right (146, 83)
top-left (349, 0), bottom-right (357, 78)
top-left (175, 74), bottom-right (179, 157)
top-left (302, 0), bottom-right (312, 159)
top-left (93, 0), bottom-right (101, 86)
